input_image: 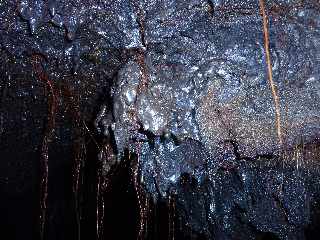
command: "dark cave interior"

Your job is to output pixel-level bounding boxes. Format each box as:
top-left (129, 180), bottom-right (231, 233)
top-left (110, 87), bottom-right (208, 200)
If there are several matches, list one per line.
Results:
top-left (1, 0), bottom-right (320, 240)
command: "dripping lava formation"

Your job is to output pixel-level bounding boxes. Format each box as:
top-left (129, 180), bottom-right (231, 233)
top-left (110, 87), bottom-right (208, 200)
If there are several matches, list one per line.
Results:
top-left (1, 0), bottom-right (320, 239)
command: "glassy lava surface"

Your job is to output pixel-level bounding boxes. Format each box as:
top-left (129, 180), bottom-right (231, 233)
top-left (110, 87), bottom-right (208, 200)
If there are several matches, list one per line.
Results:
top-left (1, 0), bottom-right (320, 239)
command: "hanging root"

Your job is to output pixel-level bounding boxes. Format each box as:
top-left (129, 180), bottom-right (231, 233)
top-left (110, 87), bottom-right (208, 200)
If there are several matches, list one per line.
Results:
top-left (73, 139), bottom-right (85, 240)
top-left (132, 151), bottom-right (144, 239)
top-left (60, 83), bottom-right (86, 240)
top-left (128, 4), bottom-right (151, 236)
top-left (96, 166), bottom-right (105, 240)
top-left (131, 145), bottom-right (150, 240)
top-left (258, 0), bottom-right (283, 147)
top-left (31, 54), bottom-right (57, 240)
top-left (168, 194), bottom-right (176, 240)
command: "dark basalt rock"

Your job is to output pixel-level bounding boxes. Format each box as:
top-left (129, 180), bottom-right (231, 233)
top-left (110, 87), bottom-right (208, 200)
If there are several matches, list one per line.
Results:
top-left (0, 0), bottom-right (320, 239)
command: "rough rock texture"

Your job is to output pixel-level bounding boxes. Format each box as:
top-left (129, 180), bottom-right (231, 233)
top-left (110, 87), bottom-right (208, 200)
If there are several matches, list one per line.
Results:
top-left (1, 0), bottom-right (320, 239)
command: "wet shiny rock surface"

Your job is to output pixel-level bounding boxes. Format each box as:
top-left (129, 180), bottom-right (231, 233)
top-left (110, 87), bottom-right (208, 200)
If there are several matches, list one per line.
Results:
top-left (1, 0), bottom-right (320, 239)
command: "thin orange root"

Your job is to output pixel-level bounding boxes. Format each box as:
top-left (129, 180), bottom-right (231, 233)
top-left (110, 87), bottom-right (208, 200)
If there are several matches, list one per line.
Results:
top-left (259, 0), bottom-right (283, 147)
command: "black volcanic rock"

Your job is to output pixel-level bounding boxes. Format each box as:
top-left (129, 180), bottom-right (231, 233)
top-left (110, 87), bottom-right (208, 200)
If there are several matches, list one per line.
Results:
top-left (0, 0), bottom-right (320, 239)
